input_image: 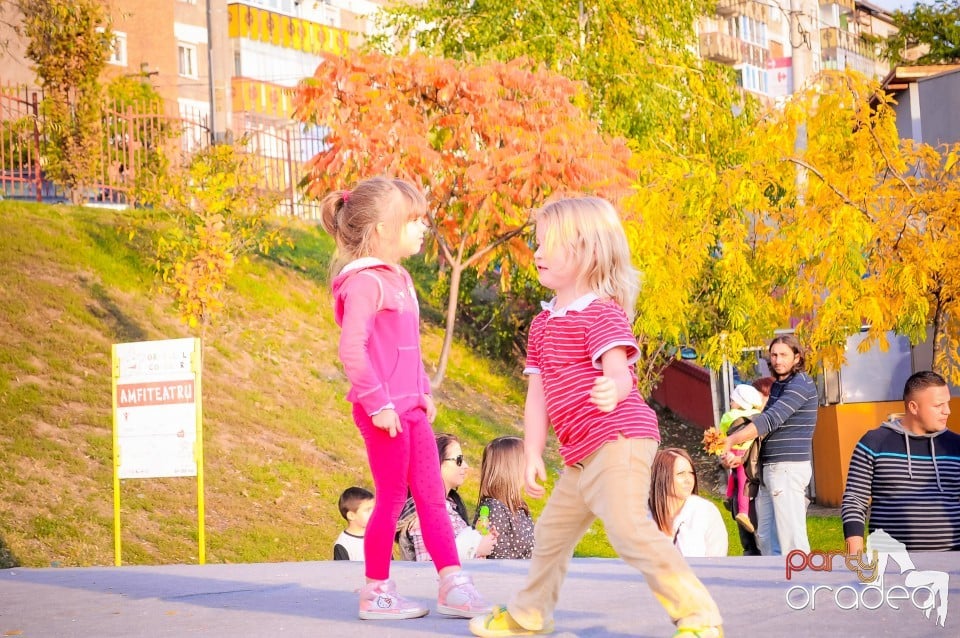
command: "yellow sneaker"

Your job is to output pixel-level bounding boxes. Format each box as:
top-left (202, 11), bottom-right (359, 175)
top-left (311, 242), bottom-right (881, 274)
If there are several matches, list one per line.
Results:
top-left (468, 605), bottom-right (554, 637)
top-left (673, 627), bottom-right (723, 638)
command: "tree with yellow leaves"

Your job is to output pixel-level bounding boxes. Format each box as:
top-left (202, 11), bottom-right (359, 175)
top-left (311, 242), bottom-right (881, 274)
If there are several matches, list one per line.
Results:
top-left (629, 70), bottom-right (960, 386)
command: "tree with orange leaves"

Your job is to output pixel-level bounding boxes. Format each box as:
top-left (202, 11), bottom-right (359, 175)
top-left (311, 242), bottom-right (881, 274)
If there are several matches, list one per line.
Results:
top-left (294, 51), bottom-right (633, 386)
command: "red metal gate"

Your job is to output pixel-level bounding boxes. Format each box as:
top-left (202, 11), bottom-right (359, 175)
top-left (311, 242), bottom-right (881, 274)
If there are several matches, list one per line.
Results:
top-left (2, 79), bottom-right (320, 217)
top-left (0, 84), bottom-right (43, 202)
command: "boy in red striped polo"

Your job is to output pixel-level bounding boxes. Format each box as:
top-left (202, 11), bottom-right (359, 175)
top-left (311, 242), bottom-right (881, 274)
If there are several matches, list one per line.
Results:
top-left (471, 197), bottom-right (723, 638)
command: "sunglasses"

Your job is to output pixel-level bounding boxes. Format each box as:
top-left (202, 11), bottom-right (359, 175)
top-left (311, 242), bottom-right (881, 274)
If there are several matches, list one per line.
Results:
top-left (443, 455), bottom-right (464, 467)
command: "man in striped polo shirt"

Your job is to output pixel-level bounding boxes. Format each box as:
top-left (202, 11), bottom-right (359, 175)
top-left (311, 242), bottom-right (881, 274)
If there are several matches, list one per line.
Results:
top-left (842, 370), bottom-right (960, 553)
top-left (721, 334), bottom-right (819, 556)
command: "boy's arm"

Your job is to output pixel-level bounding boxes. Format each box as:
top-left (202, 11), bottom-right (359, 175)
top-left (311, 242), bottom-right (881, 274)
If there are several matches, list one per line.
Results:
top-left (333, 543), bottom-right (349, 561)
top-left (524, 374), bottom-right (549, 499)
top-left (590, 346), bottom-right (632, 412)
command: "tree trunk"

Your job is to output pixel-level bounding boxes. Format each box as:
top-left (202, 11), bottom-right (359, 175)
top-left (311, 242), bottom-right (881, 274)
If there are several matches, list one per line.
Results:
top-left (431, 261), bottom-right (464, 389)
top-left (931, 296), bottom-right (946, 375)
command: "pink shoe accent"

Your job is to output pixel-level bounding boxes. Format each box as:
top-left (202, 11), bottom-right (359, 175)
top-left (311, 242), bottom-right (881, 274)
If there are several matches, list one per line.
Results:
top-left (437, 571), bottom-right (492, 618)
top-left (358, 580), bottom-right (429, 620)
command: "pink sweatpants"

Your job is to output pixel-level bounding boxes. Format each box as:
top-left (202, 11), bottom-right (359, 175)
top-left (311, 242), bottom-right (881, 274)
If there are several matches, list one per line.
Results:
top-left (725, 448), bottom-right (749, 515)
top-left (354, 404), bottom-right (460, 580)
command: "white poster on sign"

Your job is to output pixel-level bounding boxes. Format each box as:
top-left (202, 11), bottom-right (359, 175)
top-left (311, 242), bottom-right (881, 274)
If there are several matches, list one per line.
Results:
top-left (113, 338), bottom-right (201, 479)
top-left (766, 56), bottom-right (793, 99)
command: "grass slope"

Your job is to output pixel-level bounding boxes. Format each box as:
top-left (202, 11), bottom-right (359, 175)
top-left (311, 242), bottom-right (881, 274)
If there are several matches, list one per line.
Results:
top-left (0, 201), bottom-right (842, 568)
top-left (0, 201), bottom-right (531, 567)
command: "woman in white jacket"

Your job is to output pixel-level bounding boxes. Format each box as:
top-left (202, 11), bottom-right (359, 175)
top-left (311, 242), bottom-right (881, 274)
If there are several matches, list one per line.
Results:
top-left (397, 434), bottom-right (498, 561)
top-left (649, 447), bottom-right (728, 557)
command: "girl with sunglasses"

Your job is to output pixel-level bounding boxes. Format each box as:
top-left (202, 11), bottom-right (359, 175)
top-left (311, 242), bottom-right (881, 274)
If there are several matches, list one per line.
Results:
top-left (397, 433), bottom-right (498, 561)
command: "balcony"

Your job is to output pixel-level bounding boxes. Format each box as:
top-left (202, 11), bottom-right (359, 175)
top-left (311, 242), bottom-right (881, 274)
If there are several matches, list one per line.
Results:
top-left (700, 31), bottom-right (742, 65)
top-left (740, 41), bottom-right (768, 68)
top-left (820, 27), bottom-right (876, 60)
top-left (227, 2), bottom-right (350, 56)
top-left (232, 77), bottom-right (296, 120)
top-left (715, 0), bottom-right (767, 22)
top-left (821, 0), bottom-right (855, 14)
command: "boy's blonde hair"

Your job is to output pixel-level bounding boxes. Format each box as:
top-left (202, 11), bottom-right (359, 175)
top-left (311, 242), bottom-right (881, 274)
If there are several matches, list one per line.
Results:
top-left (318, 176), bottom-right (427, 274)
top-left (534, 196), bottom-right (640, 320)
top-left (477, 436), bottom-right (528, 515)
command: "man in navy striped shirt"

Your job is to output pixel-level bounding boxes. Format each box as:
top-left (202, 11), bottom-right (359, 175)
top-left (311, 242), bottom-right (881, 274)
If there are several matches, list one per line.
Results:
top-left (842, 370), bottom-right (960, 552)
top-left (721, 335), bottom-right (819, 556)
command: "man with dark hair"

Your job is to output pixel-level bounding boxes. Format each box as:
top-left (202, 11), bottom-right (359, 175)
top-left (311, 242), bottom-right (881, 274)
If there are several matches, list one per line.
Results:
top-left (842, 370), bottom-right (960, 552)
top-left (721, 334), bottom-right (819, 555)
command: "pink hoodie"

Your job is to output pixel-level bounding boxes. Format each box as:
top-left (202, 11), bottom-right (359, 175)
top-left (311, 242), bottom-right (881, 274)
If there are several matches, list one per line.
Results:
top-left (331, 258), bottom-right (431, 416)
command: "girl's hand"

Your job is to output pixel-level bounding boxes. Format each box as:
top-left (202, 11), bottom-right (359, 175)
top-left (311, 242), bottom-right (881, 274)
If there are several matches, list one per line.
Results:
top-left (477, 528), bottom-right (498, 558)
top-left (589, 376), bottom-right (619, 412)
top-left (720, 449), bottom-right (742, 469)
top-left (525, 455), bottom-right (547, 499)
top-left (424, 395), bottom-right (437, 423)
top-left (372, 408), bottom-right (401, 437)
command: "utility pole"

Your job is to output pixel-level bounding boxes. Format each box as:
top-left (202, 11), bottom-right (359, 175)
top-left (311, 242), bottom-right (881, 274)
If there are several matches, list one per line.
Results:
top-left (789, 0), bottom-right (819, 202)
top-left (789, 0), bottom-right (815, 93)
top-left (205, 0), bottom-right (217, 143)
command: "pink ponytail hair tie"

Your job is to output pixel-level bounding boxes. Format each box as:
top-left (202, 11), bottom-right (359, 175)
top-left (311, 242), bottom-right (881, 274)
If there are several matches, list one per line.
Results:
top-left (342, 190), bottom-right (351, 204)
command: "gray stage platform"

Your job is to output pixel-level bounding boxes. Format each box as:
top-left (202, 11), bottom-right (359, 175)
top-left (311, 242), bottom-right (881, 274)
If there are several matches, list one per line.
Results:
top-left (2, 555), bottom-right (957, 637)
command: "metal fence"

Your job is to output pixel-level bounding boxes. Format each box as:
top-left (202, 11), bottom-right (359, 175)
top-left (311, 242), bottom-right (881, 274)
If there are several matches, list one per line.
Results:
top-left (0, 85), bottom-right (45, 202)
top-left (0, 80), bottom-right (322, 218)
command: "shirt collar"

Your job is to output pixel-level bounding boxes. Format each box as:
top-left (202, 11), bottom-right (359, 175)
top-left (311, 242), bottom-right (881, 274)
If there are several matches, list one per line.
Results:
top-left (540, 293), bottom-right (598, 317)
top-left (340, 257), bottom-right (389, 274)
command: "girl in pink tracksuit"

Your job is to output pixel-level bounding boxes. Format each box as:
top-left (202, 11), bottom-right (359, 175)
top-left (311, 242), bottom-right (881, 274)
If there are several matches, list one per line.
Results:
top-left (319, 176), bottom-right (489, 621)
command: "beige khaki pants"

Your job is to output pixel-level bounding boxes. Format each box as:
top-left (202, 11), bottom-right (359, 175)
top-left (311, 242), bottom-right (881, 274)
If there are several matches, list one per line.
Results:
top-left (509, 437), bottom-right (723, 630)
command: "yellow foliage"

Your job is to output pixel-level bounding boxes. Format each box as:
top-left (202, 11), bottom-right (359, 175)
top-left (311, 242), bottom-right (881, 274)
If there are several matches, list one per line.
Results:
top-left (627, 69), bottom-right (960, 385)
top-left (140, 141), bottom-right (290, 333)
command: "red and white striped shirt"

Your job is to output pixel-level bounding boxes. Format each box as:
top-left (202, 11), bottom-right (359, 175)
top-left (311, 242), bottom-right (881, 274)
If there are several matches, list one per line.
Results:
top-left (524, 295), bottom-right (660, 465)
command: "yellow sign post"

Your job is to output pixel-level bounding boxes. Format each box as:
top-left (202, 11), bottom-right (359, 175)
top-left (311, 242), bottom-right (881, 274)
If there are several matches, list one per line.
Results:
top-left (111, 338), bottom-right (205, 565)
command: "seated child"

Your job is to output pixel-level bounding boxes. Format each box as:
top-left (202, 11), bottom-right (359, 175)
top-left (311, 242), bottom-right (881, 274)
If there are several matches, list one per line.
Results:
top-left (718, 384), bottom-right (764, 532)
top-left (474, 436), bottom-right (535, 559)
top-left (333, 486), bottom-right (374, 561)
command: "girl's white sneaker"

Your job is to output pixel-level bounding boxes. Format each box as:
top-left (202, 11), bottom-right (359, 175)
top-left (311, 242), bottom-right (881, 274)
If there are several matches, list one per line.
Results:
top-left (437, 571), bottom-right (492, 618)
top-left (358, 579), bottom-right (429, 620)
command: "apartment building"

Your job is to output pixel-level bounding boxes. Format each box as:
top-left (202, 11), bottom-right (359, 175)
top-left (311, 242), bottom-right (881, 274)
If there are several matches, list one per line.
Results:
top-left (0, 1), bottom-right (385, 132)
top-left (3, 2), bottom-right (900, 127)
top-left (699, 0), bottom-right (898, 102)
top-left (227, 1), bottom-right (384, 131)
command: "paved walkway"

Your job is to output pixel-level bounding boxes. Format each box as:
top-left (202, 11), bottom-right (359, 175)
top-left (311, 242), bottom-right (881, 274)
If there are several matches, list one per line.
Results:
top-left (1, 555), bottom-right (957, 637)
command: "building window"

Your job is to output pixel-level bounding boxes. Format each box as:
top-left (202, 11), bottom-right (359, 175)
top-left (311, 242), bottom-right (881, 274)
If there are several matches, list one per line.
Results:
top-left (729, 15), bottom-right (767, 47)
top-left (97, 28), bottom-right (127, 67)
top-left (250, 0), bottom-right (292, 11)
top-left (178, 43), bottom-right (198, 78)
top-left (108, 32), bottom-right (128, 66)
top-left (738, 64), bottom-right (768, 94)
